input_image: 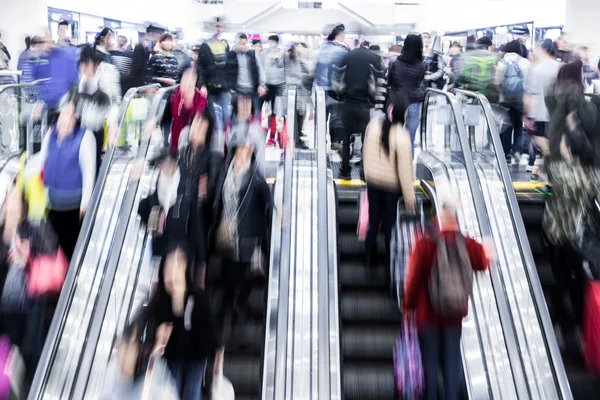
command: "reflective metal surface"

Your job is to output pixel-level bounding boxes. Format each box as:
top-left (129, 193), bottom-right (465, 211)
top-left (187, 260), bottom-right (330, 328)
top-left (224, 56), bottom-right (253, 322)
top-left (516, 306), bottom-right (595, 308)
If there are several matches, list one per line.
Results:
top-left (454, 89), bottom-right (571, 400)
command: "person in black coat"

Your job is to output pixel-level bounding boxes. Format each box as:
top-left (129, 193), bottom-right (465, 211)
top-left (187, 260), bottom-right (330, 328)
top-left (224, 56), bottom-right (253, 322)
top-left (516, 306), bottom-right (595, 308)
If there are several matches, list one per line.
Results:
top-left (137, 149), bottom-right (204, 284)
top-left (124, 243), bottom-right (219, 400)
top-left (212, 136), bottom-right (272, 336)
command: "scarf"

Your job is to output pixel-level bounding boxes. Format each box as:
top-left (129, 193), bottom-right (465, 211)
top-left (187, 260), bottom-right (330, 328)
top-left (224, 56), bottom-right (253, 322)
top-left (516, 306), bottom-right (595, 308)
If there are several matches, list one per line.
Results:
top-left (157, 168), bottom-right (181, 212)
top-left (217, 161), bottom-right (250, 256)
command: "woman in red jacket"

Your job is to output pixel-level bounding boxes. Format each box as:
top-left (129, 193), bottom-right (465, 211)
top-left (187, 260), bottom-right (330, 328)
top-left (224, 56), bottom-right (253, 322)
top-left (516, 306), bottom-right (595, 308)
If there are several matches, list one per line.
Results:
top-left (170, 68), bottom-right (207, 153)
top-left (403, 199), bottom-right (490, 400)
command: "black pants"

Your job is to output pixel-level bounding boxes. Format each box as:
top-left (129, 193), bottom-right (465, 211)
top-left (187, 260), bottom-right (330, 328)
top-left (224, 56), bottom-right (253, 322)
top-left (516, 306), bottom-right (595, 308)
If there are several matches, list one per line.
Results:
top-left (365, 185), bottom-right (400, 267)
top-left (93, 128), bottom-right (104, 174)
top-left (501, 102), bottom-right (523, 157)
top-left (341, 102), bottom-right (370, 172)
top-left (265, 84), bottom-right (284, 116)
top-left (48, 209), bottom-right (82, 262)
top-left (294, 110), bottom-right (305, 146)
top-left (549, 243), bottom-right (586, 328)
top-left (216, 257), bottom-right (253, 336)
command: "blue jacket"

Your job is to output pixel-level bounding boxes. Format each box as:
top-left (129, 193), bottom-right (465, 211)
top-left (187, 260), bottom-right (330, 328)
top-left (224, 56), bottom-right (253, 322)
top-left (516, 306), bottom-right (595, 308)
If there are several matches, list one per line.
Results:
top-left (33, 46), bottom-right (79, 109)
top-left (314, 41), bottom-right (348, 91)
top-left (44, 126), bottom-right (84, 211)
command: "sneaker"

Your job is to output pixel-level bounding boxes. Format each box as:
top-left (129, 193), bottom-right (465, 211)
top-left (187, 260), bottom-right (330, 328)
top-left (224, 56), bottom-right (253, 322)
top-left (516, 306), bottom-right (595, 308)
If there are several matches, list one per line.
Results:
top-left (526, 165), bottom-right (534, 172)
top-left (267, 137), bottom-right (276, 147)
top-left (505, 154), bottom-right (513, 165)
top-left (530, 173), bottom-right (539, 183)
top-left (535, 156), bottom-right (544, 166)
top-left (331, 142), bottom-right (342, 151)
top-left (513, 152), bottom-right (522, 165)
top-left (296, 141), bottom-right (308, 150)
top-left (338, 168), bottom-right (352, 180)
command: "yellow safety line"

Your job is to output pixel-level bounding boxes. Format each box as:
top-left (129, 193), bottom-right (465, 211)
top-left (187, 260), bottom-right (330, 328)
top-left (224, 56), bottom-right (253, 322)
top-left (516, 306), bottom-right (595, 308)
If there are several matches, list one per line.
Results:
top-left (334, 178), bottom-right (546, 193)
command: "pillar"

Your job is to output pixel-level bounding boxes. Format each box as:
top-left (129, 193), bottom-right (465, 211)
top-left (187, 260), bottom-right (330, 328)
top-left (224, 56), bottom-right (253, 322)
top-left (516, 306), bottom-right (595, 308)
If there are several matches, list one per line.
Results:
top-left (565, 0), bottom-right (600, 64)
top-left (0, 0), bottom-right (47, 70)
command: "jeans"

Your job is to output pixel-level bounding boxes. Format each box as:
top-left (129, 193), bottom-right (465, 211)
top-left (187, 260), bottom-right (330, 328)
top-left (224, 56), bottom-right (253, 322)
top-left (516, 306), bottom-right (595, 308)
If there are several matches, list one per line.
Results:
top-left (419, 324), bottom-right (463, 400)
top-left (501, 102), bottom-right (524, 156)
top-left (208, 91), bottom-right (232, 136)
top-left (168, 359), bottom-right (207, 400)
top-left (406, 103), bottom-right (422, 153)
top-left (341, 102), bottom-right (370, 172)
top-left (365, 185), bottom-right (400, 267)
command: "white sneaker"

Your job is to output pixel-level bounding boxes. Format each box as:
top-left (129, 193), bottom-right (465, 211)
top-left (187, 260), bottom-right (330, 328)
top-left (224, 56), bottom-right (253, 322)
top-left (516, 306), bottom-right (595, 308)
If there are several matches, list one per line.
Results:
top-left (526, 165), bottom-right (534, 172)
top-left (513, 152), bottom-right (522, 165)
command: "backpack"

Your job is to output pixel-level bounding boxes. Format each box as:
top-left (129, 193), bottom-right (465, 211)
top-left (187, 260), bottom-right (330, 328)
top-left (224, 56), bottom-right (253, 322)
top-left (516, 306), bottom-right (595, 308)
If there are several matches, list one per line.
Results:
top-left (428, 233), bottom-right (473, 318)
top-left (462, 55), bottom-right (495, 93)
top-left (502, 59), bottom-right (524, 101)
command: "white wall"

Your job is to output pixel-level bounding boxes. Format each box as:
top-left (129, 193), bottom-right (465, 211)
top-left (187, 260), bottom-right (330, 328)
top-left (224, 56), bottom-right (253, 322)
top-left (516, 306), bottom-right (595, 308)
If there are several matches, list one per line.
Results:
top-left (0, 0), bottom-right (47, 69)
top-left (565, 0), bottom-right (600, 62)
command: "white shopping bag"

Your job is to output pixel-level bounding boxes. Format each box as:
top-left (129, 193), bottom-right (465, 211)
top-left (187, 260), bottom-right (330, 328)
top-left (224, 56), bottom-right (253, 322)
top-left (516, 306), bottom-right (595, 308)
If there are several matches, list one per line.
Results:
top-left (211, 359), bottom-right (235, 400)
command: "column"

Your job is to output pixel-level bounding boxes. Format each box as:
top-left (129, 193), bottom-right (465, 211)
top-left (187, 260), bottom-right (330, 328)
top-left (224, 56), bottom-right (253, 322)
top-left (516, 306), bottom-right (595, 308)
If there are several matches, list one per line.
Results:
top-left (0, 0), bottom-right (47, 70)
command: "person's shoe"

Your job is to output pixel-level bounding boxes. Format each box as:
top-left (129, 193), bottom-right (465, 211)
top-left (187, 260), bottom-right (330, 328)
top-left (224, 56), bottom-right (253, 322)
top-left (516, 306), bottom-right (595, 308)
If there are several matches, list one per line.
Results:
top-left (535, 156), bottom-right (544, 166)
top-left (267, 137), bottom-right (276, 147)
top-left (526, 165), bottom-right (534, 172)
top-left (331, 141), bottom-right (342, 151)
top-left (300, 132), bottom-right (307, 139)
top-left (530, 173), bottom-right (539, 183)
top-left (513, 152), bottom-right (522, 165)
top-left (338, 168), bottom-right (352, 180)
top-left (296, 141), bottom-right (308, 150)
top-left (505, 154), bottom-right (513, 165)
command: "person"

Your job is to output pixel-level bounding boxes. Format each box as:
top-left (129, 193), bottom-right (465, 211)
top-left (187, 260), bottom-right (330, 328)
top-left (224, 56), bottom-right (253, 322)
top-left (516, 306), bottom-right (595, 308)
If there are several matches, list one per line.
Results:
top-left (261, 35), bottom-right (286, 147)
top-left (31, 34), bottom-right (79, 137)
top-left (110, 39), bottom-right (135, 94)
top-left (523, 39), bottom-right (561, 181)
top-left (128, 41), bottom-right (149, 90)
top-left (0, 32), bottom-right (11, 62)
top-left (226, 33), bottom-right (266, 123)
top-left (369, 44), bottom-right (388, 113)
top-left (388, 33), bottom-right (425, 151)
top-left (171, 32), bottom-right (192, 76)
top-left (17, 37), bottom-right (37, 83)
top-left (252, 39), bottom-right (263, 55)
top-left (125, 244), bottom-right (220, 400)
top-left (363, 94), bottom-right (415, 268)
top-left (554, 33), bottom-right (573, 64)
top-left (575, 46), bottom-right (598, 85)
top-left (212, 136), bottom-right (272, 339)
top-left (116, 35), bottom-right (128, 51)
top-left (196, 17), bottom-right (231, 139)
top-left (147, 33), bottom-right (179, 87)
top-left (445, 41), bottom-right (463, 88)
top-left (56, 20), bottom-right (73, 47)
top-left (456, 36), bottom-right (500, 103)
top-left (314, 23), bottom-right (349, 150)
top-left (403, 197), bottom-right (489, 400)
top-left (511, 25), bottom-right (531, 59)
top-left (170, 68), bottom-right (207, 153)
top-left (495, 39), bottom-right (529, 165)
top-left (33, 101), bottom-right (96, 260)
top-left (422, 32), bottom-right (445, 89)
top-left (336, 37), bottom-right (384, 178)
top-left (283, 43), bottom-right (310, 150)
top-left (94, 27), bottom-right (115, 64)
top-left (137, 149), bottom-right (205, 285)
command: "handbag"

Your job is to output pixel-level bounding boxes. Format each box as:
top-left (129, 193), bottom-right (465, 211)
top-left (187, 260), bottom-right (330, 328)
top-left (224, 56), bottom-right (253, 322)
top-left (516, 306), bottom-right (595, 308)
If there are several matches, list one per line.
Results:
top-left (27, 248), bottom-right (68, 296)
top-left (393, 317), bottom-right (423, 399)
top-left (139, 355), bottom-right (179, 400)
top-left (0, 264), bottom-right (28, 312)
top-left (357, 191), bottom-right (369, 242)
top-left (211, 355), bottom-right (235, 400)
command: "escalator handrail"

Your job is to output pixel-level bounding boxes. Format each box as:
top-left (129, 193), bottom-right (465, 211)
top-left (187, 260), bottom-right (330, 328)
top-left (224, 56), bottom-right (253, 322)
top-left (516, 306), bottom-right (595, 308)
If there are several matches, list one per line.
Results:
top-left (0, 78), bottom-right (51, 95)
top-left (420, 88), bottom-right (531, 399)
top-left (69, 85), bottom-right (175, 400)
top-left (453, 88), bottom-right (572, 400)
top-left (262, 86), bottom-right (295, 400)
top-left (28, 83), bottom-right (159, 400)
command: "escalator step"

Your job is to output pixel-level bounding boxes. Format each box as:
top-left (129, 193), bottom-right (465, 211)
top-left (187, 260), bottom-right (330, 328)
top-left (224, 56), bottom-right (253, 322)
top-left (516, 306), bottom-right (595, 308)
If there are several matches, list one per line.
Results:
top-left (342, 324), bottom-right (398, 360)
top-left (518, 201), bottom-right (545, 226)
top-left (222, 354), bottom-right (262, 396)
top-left (339, 233), bottom-right (385, 257)
top-left (210, 288), bottom-right (266, 319)
top-left (342, 361), bottom-right (395, 400)
top-left (338, 204), bottom-right (359, 228)
top-left (341, 290), bottom-right (401, 322)
top-left (223, 320), bottom-right (265, 353)
top-left (527, 229), bottom-right (546, 256)
top-left (339, 261), bottom-right (388, 289)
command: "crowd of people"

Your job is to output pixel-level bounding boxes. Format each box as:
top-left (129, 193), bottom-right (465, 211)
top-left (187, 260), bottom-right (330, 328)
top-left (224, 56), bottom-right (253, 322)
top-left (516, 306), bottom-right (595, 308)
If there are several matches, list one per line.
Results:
top-left (1, 15), bottom-right (600, 399)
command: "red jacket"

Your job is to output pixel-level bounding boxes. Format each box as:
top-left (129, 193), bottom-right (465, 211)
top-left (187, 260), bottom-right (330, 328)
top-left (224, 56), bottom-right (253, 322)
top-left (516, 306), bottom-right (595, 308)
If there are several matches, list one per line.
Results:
top-left (170, 88), bottom-right (207, 153)
top-left (403, 230), bottom-right (489, 330)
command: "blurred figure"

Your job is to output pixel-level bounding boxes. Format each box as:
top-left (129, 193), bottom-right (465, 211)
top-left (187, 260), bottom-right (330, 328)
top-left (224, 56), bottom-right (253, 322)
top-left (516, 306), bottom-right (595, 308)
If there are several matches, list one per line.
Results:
top-left (369, 44), bottom-right (388, 113)
top-left (17, 36), bottom-right (39, 84)
top-left (116, 35), bottom-right (128, 51)
top-left (32, 34), bottom-right (79, 129)
top-left (261, 35), bottom-right (286, 147)
top-left (363, 94), bottom-right (415, 268)
top-left (554, 33), bottom-right (573, 63)
top-left (212, 137), bottom-right (271, 339)
top-left (94, 27), bottom-right (115, 64)
top-left (170, 68), bottom-right (207, 153)
top-left (171, 32), bottom-right (192, 76)
top-left (511, 25), bottom-right (531, 59)
top-left (129, 41), bottom-right (149, 89)
top-left (422, 32), bottom-right (445, 89)
top-left (126, 244), bottom-right (219, 400)
top-left (110, 38), bottom-right (135, 94)
top-left (495, 39), bottom-right (529, 165)
top-left (457, 36), bottom-right (500, 103)
top-left (56, 20), bottom-right (73, 47)
top-left (336, 37), bottom-right (384, 178)
top-left (37, 101), bottom-right (97, 260)
top-left (445, 41), bottom-right (463, 88)
top-left (252, 39), bottom-right (263, 55)
top-left (575, 46), bottom-right (598, 85)
top-left (283, 43), bottom-right (310, 150)
top-left (196, 17), bottom-right (231, 139)
top-left (147, 33), bottom-right (179, 87)
top-left (523, 39), bottom-right (560, 181)
top-left (190, 44), bottom-right (201, 68)
top-left (403, 198), bottom-right (489, 400)
top-left (0, 32), bottom-right (11, 62)
top-left (388, 34), bottom-right (425, 151)
top-left (314, 23), bottom-right (349, 150)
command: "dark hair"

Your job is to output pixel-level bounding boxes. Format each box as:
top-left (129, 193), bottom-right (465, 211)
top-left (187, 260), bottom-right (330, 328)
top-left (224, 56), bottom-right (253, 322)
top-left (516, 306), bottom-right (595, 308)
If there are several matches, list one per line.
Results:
top-left (159, 33), bottom-right (173, 43)
top-left (31, 35), bottom-right (44, 46)
top-left (299, 42), bottom-right (308, 48)
top-left (79, 44), bottom-right (103, 67)
top-left (381, 93), bottom-right (409, 154)
top-left (538, 39), bottom-right (554, 56)
top-left (504, 40), bottom-right (523, 56)
top-left (361, 40), bottom-right (370, 48)
top-left (238, 33), bottom-right (248, 40)
top-left (58, 20), bottom-right (70, 27)
top-left (369, 45), bottom-right (380, 51)
top-left (476, 36), bottom-right (493, 48)
top-left (25, 36), bottom-right (31, 50)
top-left (597, 59), bottom-right (600, 71)
top-left (252, 39), bottom-right (261, 46)
top-left (94, 27), bottom-right (113, 46)
top-left (556, 59), bottom-right (584, 89)
top-left (399, 34), bottom-right (423, 64)
top-left (268, 35), bottom-right (279, 43)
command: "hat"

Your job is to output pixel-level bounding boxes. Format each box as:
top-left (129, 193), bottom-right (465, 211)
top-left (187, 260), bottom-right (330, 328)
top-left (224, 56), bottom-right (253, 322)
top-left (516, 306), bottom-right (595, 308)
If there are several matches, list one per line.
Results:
top-left (327, 23), bottom-right (345, 41)
top-left (511, 26), bottom-right (530, 36)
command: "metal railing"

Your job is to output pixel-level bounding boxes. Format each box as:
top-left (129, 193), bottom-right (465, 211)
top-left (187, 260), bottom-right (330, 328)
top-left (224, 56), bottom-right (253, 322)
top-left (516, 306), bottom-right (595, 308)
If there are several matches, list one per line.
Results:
top-left (28, 83), bottom-right (160, 400)
top-left (453, 88), bottom-right (571, 400)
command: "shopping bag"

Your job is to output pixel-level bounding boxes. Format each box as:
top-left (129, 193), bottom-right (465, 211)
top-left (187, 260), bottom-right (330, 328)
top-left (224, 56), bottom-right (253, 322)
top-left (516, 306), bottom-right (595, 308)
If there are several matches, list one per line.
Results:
top-left (27, 248), bottom-right (68, 296)
top-left (139, 355), bottom-right (179, 400)
top-left (583, 281), bottom-right (600, 375)
top-left (357, 191), bottom-right (369, 241)
top-left (211, 355), bottom-right (235, 400)
top-left (0, 265), bottom-right (28, 312)
top-left (390, 202), bottom-right (424, 308)
top-left (393, 317), bottom-right (423, 399)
